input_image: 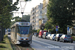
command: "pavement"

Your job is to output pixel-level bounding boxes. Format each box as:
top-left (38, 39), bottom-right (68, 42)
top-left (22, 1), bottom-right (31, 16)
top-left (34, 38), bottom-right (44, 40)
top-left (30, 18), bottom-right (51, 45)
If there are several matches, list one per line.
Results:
top-left (31, 36), bottom-right (75, 50)
top-left (73, 41), bottom-right (75, 43)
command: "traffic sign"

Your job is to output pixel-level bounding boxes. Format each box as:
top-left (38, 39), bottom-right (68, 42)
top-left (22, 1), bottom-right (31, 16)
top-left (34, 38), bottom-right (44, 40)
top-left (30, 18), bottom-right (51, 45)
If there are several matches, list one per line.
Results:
top-left (56, 28), bottom-right (58, 31)
top-left (56, 26), bottom-right (58, 28)
top-left (74, 27), bottom-right (75, 28)
top-left (67, 27), bottom-right (69, 31)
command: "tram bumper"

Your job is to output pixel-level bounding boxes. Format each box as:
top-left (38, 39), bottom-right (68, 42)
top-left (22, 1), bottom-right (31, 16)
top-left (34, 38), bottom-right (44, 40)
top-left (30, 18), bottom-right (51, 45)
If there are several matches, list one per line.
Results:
top-left (19, 40), bottom-right (31, 44)
top-left (19, 40), bottom-right (30, 42)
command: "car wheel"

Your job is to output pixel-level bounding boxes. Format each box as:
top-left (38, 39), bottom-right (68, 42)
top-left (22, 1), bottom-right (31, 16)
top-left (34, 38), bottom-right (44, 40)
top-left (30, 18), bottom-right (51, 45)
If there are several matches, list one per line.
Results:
top-left (71, 41), bottom-right (73, 43)
top-left (59, 40), bottom-right (61, 42)
top-left (63, 40), bottom-right (65, 43)
top-left (56, 39), bottom-right (57, 41)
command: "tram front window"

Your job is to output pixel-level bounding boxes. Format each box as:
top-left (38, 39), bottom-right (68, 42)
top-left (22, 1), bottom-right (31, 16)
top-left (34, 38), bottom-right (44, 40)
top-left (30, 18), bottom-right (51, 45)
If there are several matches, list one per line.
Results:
top-left (19, 26), bottom-right (30, 34)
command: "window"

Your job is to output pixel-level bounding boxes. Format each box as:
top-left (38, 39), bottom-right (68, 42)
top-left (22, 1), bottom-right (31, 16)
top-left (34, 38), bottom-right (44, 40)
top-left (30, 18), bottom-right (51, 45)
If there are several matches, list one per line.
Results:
top-left (19, 26), bottom-right (30, 34)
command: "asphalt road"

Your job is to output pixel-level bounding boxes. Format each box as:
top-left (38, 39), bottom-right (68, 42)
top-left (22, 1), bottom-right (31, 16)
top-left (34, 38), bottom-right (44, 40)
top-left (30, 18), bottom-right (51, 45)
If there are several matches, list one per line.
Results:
top-left (31, 35), bottom-right (75, 50)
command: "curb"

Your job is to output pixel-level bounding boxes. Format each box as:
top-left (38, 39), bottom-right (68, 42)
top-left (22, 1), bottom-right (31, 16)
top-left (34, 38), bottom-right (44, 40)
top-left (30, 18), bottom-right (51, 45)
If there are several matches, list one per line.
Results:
top-left (32, 48), bottom-right (36, 50)
top-left (8, 37), bottom-right (16, 50)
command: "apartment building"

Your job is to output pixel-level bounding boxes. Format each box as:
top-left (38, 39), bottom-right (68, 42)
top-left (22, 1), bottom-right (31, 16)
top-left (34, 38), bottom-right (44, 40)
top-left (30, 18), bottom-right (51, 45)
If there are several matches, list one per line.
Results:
top-left (30, 3), bottom-right (43, 30)
top-left (42, 0), bottom-right (49, 24)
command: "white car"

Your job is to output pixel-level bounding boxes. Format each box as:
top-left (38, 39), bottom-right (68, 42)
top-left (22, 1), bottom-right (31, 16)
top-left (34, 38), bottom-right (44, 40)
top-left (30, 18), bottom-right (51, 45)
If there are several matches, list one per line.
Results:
top-left (50, 34), bottom-right (55, 40)
top-left (46, 34), bottom-right (51, 39)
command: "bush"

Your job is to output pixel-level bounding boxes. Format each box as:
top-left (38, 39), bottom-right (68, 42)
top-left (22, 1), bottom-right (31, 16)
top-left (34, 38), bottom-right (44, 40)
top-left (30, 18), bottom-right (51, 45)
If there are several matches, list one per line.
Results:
top-left (31, 30), bottom-right (37, 34)
top-left (72, 33), bottom-right (75, 36)
top-left (48, 29), bottom-right (53, 32)
top-left (37, 29), bottom-right (40, 33)
top-left (4, 35), bottom-right (8, 38)
top-left (72, 36), bottom-right (75, 41)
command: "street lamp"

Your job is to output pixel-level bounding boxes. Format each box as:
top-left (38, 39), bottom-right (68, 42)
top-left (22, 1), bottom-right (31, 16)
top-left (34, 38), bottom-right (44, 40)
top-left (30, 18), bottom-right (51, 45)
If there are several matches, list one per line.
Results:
top-left (20, 0), bottom-right (27, 19)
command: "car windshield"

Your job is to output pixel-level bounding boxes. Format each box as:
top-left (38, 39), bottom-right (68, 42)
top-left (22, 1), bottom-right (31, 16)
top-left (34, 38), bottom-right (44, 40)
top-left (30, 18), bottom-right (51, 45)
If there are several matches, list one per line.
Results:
top-left (66, 35), bottom-right (71, 37)
top-left (19, 26), bottom-right (30, 34)
top-left (46, 32), bottom-right (48, 36)
top-left (59, 34), bottom-right (62, 37)
top-left (54, 34), bottom-right (56, 36)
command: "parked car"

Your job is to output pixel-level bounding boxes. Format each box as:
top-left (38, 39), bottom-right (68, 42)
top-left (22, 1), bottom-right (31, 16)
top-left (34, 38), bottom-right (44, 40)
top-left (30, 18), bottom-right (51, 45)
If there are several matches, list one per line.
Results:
top-left (50, 34), bottom-right (55, 40)
top-left (46, 32), bottom-right (51, 39)
top-left (42, 32), bottom-right (48, 39)
top-left (52, 34), bottom-right (56, 40)
top-left (54, 34), bottom-right (63, 41)
top-left (60, 35), bottom-right (73, 43)
top-left (38, 30), bottom-right (47, 38)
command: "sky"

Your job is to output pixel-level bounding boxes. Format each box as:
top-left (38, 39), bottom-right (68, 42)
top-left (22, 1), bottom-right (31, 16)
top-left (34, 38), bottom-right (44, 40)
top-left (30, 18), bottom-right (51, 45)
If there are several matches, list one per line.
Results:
top-left (13, 0), bottom-right (43, 17)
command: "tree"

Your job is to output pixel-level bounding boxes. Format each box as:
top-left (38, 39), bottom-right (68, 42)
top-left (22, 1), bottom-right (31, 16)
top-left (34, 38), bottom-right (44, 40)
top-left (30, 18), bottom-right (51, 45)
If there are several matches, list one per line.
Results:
top-left (45, 18), bottom-right (54, 30)
top-left (0, 0), bottom-right (19, 28)
top-left (25, 0), bottom-right (31, 1)
top-left (0, 0), bottom-right (19, 41)
top-left (11, 16), bottom-right (22, 25)
top-left (22, 15), bottom-right (30, 22)
top-left (47, 0), bottom-right (75, 34)
top-left (40, 24), bottom-right (45, 30)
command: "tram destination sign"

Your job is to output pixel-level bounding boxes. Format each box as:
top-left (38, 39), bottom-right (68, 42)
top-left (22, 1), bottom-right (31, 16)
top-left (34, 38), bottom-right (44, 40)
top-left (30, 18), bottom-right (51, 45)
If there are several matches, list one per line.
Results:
top-left (19, 22), bottom-right (30, 26)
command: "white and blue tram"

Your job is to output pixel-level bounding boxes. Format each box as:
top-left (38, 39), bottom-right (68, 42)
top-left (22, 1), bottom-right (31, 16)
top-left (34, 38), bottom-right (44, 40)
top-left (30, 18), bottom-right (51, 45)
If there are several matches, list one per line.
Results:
top-left (11, 22), bottom-right (32, 44)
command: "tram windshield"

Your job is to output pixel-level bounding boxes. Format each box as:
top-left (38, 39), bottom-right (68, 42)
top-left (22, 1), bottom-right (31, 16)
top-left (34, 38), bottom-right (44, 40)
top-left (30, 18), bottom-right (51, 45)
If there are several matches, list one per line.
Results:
top-left (19, 26), bottom-right (30, 34)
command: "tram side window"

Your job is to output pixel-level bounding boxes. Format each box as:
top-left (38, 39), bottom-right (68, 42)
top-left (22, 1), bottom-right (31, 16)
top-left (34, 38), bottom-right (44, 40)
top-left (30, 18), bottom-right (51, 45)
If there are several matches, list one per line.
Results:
top-left (11, 27), bottom-right (15, 33)
top-left (11, 28), bottom-right (13, 32)
top-left (18, 27), bottom-right (20, 34)
top-left (13, 28), bottom-right (15, 32)
top-left (29, 26), bottom-right (32, 34)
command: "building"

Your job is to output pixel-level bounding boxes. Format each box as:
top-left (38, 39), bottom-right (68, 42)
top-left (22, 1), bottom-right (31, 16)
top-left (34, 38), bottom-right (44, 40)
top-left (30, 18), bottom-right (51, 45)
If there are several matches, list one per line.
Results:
top-left (30, 3), bottom-right (43, 30)
top-left (42, 0), bottom-right (49, 24)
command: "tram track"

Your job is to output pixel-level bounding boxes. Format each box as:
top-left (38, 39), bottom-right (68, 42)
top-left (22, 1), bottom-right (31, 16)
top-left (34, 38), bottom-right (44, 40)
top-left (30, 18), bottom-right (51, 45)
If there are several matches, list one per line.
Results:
top-left (11, 40), bottom-right (33, 50)
top-left (14, 44), bottom-right (33, 50)
top-left (8, 37), bottom-right (33, 50)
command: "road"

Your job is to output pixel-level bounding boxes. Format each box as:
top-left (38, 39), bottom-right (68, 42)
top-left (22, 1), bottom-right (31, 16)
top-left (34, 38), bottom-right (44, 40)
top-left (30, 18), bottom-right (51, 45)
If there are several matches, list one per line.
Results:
top-left (31, 36), bottom-right (75, 50)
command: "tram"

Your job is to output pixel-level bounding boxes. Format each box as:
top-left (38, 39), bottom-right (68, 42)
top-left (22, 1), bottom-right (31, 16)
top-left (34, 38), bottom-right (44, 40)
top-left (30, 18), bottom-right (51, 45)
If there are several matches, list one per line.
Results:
top-left (11, 22), bottom-right (32, 45)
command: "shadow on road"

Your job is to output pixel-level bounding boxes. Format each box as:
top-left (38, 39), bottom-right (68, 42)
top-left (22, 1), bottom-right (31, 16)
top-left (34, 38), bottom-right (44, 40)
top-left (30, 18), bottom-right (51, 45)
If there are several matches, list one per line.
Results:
top-left (17, 44), bottom-right (31, 47)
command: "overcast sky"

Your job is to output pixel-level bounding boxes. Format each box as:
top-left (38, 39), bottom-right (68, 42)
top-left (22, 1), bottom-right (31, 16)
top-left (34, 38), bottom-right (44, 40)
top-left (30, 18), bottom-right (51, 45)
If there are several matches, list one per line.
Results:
top-left (13, 0), bottom-right (43, 17)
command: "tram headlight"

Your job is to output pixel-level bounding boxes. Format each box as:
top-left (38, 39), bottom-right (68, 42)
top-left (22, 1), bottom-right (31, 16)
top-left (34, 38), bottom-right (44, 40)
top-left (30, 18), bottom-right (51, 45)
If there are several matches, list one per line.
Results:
top-left (26, 38), bottom-right (28, 40)
top-left (21, 38), bottom-right (23, 40)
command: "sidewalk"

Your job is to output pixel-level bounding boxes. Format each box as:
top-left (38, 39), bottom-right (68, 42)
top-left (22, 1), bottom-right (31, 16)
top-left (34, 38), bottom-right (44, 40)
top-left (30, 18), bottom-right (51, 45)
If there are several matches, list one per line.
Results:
top-left (0, 35), bottom-right (13, 50)
top-left (73, 41), bottom-right (75, 43)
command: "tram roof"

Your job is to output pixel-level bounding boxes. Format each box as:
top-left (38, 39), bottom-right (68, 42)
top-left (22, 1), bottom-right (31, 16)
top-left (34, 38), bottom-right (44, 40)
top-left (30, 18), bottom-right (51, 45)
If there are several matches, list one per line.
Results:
top-left (11, 22), bottom-right (31, 28)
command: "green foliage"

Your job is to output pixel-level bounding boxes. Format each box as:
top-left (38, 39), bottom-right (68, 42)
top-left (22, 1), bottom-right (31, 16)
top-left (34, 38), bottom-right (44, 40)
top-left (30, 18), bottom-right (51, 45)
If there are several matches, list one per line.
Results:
top-left (37, 29), bottom-right (40, 33)
top-left (48, 29), bottom-right (53, 32)
top-left (25, 0), bottom-right (28, 1)
top-left (11, 16), bottom-right (21, 25)
top-left (44, 28), bottom-right (47, 30)
top-left (25, 0), bottom-right (31, 1)
top-left (22, 15), bottom-right (30, 22)
top-left (0, 0), bottom-right (19, 28)
top-left (45, 18), bottom-right (54, 29)
top-left (32, 30), bottom-right (37, 33)
top-left (72, 36), bottom-right (75, 41)
top-left (45, 18), bottom-right (55, 32)
top-left (47, 0), bottom-right (75, 34)
top-left (40, 24), bottom-right (45, 30)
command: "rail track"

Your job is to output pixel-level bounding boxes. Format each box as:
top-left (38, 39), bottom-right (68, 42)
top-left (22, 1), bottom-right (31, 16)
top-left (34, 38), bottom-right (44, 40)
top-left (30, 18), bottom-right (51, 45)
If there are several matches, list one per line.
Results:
top-left (14, 44), bottom-right (33, 50)
top-left (8, 37), bottom-right (33, 50)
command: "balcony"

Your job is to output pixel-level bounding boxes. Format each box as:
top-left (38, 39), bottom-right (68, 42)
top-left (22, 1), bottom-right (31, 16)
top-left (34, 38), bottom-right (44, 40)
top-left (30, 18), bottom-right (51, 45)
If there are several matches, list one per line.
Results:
top-left (39, 16), bottom-right (42, 20)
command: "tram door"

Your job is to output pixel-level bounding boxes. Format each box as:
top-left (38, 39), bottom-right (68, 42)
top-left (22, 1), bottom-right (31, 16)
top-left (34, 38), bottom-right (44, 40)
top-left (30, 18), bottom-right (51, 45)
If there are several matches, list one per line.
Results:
top-left (15, 26), bottom-right (17, 42)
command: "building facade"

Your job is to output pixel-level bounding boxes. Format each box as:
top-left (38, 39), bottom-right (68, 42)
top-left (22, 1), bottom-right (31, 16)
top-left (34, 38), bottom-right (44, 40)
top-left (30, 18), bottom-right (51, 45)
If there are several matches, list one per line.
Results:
top-left (30, 3), bottom-right (43, 30)
top-left (42, 0), bottom-right (49, 24)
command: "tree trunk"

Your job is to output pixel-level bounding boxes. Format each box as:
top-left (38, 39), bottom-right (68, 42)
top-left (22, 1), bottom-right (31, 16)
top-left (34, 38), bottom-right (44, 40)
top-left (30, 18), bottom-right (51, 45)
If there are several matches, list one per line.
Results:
top-left (0, 26), bottom-right (5, 42)
top-left (63, 26), bottom-right (67, 34)
top-left (0, 26), bottom-right (3, 42)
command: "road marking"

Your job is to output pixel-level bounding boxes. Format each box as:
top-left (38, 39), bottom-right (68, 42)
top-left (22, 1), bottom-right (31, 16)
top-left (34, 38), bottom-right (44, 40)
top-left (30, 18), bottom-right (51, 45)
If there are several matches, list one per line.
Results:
top-left (33, 39), bottom-right (56, 46)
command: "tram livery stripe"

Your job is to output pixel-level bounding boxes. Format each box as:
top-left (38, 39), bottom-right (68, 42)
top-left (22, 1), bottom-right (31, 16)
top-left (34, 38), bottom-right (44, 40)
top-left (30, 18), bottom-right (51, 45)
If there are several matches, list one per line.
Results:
top-left (17, 33), bottom-right (21, 36)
